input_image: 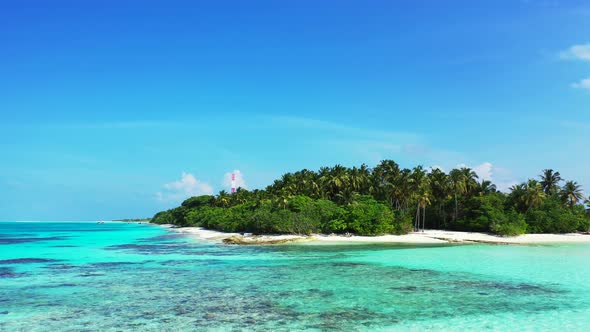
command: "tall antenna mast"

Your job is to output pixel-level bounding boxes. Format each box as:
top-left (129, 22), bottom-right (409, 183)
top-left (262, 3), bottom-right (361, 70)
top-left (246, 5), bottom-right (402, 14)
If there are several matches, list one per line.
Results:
top-left (231, 172), bottom-right (236, 193)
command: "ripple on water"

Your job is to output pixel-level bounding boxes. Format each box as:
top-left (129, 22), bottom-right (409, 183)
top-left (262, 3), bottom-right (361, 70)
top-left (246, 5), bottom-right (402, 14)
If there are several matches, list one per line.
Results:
top-left (0, 267), bottom-right (27, 278)
top-left (0, 236), bottom-right (69, 245)
top-left (1, 222), bottom-right (590, 331)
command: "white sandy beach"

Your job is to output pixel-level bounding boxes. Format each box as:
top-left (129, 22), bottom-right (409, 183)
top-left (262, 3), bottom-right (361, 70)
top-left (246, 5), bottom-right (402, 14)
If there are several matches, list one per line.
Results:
top-left (160, 224), bottom-right (590, 245)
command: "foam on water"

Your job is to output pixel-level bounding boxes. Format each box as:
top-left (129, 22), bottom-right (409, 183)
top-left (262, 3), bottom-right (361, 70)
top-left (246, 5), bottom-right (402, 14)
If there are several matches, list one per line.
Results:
top-left (1, 221), bottom-right (589, 331)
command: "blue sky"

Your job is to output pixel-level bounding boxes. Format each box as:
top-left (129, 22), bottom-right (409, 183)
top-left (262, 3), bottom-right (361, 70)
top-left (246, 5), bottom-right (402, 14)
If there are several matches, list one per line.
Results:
top-left (1, 0), bottom-right (589, 220)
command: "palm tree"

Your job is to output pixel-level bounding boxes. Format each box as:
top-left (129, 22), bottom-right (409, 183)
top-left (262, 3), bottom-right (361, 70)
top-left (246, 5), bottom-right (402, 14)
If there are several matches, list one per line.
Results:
top-left (397, 168), bottom-right (413, 210)
top-left (411, 166), bottom-right (429, 231)
top-left (449, 169), bottom-right (466, 221)
top-left (561, 181), bottom-right (584, 208)
top-left (460, 167), bottom-right (479, 197)
top-left (319, 165), bottom-right (350, 200)
top-left (274, 188), bottom-right (293, 209)
top-left (336, 187), bottom-right (360, 205)
top-left (358, 164), bottom-right (372, 195)
top-left (417, 190), bottom-right (431, 232)
top-left (317, 166), bottom-right (331, 198)
top-left (478, 180), bottom-right (497, 196)
top-left (293, 169), bottom-right (320, 198)
top-left (232, 187), bottom-right (251, 205)
top-left (540, 169), bottom-right (562, 195)
top-left (349, 167), bottom-right (364, 193)
top-left (428, 168), bottom-right (452, 228)
top-left (373, 160), bottom-right (402, 210)
top-left (508, 183), bottom-right (527, 212)
top-left (523, 179), bottom-right (546, 210)
top-left (216, 190), bottom-right (230, 207)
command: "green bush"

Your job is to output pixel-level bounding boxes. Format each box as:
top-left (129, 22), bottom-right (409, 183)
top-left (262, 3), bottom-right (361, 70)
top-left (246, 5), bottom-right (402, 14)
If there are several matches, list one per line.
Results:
top-left (525, 197), bottom-right (585, 233)
top-left (345, 196), bottom-right (395, 235)
top-left (181, 195), bottom-right (214, 209)
top-left (455, 193), bottom-right (507, 232)
top-left (392, 211), bottom-right (414, 235)
top-left (490, 211), bottom-right (527, 236)
top-left (578, 216), bottom-right (590, 233)
top-left (151, 210), bottom-right (174, 224)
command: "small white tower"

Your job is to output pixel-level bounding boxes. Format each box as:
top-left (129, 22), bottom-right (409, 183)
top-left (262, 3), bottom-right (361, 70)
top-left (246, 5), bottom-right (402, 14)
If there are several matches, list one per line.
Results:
top-left (231, 172), bottom-right (236, 193)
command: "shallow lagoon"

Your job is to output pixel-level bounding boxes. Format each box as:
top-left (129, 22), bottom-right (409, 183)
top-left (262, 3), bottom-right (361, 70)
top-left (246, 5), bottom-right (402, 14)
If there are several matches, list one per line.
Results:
top-left (1, 221), bottom-right (589, 331)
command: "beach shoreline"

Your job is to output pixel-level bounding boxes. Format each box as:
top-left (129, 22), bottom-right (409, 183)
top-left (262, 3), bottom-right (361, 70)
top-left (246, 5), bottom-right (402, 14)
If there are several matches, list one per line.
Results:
top-left (159, 224), bottom-right (590, 245)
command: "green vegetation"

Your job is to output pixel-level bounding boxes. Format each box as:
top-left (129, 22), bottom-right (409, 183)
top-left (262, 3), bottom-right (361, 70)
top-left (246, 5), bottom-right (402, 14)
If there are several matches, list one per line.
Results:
top-left (114, 218), bottom-right (150, 222)
top-left (152, 161), bottom-right (590, 236)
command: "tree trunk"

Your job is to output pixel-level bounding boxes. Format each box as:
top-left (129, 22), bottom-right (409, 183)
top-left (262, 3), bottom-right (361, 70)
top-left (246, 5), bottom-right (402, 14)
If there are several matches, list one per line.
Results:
top-left (454, 193), bottom-right (458, 222)
top-left (415, 205), bottom-right (420, 232)
top-left (422, 207), bottom-right (426, 232)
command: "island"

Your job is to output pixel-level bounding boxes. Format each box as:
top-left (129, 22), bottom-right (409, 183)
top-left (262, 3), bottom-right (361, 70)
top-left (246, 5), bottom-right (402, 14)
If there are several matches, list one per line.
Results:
top-left (151, 161), bottom-right (590, 244)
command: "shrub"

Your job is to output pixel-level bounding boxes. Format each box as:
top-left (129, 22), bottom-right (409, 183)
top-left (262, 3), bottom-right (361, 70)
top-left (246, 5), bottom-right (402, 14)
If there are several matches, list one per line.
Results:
top-left (392, 211), bottom-right (414, 235)
top-left (455, 193), bottom-right (506, 232)
top-left (525, 197), bottom-right (584, 233)
top-left (490, 211), bottom-right (527, 236)
top-left (345, 196), bottom-right (395, 235)
top-left (151, 210), bottom-right (174, 224)
top-left (181, 195), bottom-right (214, 209)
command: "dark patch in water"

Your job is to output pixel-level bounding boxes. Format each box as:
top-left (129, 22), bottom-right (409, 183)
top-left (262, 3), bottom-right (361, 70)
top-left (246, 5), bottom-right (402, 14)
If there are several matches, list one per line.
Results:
top-left (51, 245), bottom-right (78, 248)
top-left (309, 308), bottom-right (392, 330)
top-left (0, 258), bottom-right (60, 264)
top-left (0, 236), bottom-right (68, 245)
top-left (455, 280), bottom-right (564, 295)
top-left (90, 261), bottom-right (140, 267)
top-left (183, 250), bottom-right (238, 257)
top-left (139, 233), bottom-right (186, 242)
top-left (57, 283), bottom-right (77, 287)
top-left (77, 228), bottom-right (120, 232)
top-left (331, 262), bottom-right (367, 267)
top-left (158, 259), bottom-right (225, 266)
top-left (34, 303), bottom-right (59, 308)
top-left (52, 283), bottom-right (78, 288)
top-left (0, 233), bottom-right (35, 238)
top-left (106, 242), bottom-right (225, 257)
top-left (79, 273), bottom-right (105, 277)
top-left (30, 283), bottom-right (78, 289)
top-left (106, 243), bottom-right (183, 254)
top-left (389, 285), bottom-right (436, 293)
top-left (44, 264), bottom-right (77, 270)
top-left (390, 285), bottom-right (418, 291)
top-left (0, 267), bottom-right (27, 278)
top-left (493, 282), bottom-right (563, 294)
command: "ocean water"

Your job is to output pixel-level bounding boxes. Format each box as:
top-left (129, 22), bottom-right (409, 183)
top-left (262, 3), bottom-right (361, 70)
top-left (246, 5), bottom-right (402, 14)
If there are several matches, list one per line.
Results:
top-left (1, 221), bottom-right (589, 331)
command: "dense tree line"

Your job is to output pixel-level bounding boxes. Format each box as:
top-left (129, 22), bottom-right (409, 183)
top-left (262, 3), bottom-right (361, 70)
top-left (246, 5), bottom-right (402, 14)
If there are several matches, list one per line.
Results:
top-left (151, 161), bottom-right (590, 236)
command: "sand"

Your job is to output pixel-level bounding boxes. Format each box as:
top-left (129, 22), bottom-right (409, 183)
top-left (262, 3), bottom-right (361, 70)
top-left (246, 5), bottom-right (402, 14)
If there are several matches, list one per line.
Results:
top-left (161, 225), bottom-right (590, 245)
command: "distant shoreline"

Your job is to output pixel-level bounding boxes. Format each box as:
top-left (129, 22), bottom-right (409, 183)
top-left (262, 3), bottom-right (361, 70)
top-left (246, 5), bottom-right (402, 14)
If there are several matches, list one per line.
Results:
top-left (112, 218), bottom-right (151, 222)
top-left (159, 224), bottom-right (590, 245)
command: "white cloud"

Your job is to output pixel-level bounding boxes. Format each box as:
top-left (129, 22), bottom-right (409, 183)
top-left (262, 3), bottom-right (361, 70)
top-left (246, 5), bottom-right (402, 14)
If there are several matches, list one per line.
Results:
top-left (223, 170), bottom-right (247, 190)
top-left (456, 162), bottom-right (492, 181)
top-left (429, 165), bottom-right (445, 172)
top-left (455, 162), bottom-right (518, 192)
top-left (495, 180), bottom-right (520, 193)
top-left (560, 43), bottom-right (590, 61)
top-left (572, 77), bottom-right (590, 90)
top-left (473, 162), bottom-right (493, 181)
top-left (560, 44), bottom-right (590, 91)
top-left (156, 172), bottom-right (213, 202)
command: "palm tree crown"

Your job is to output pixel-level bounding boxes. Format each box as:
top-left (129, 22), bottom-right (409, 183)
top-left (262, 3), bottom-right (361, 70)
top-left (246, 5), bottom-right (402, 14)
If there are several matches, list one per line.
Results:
top-left (540, 169), bottom-right (562, 195)
top-left (561, 181), bottom-right (584, 208)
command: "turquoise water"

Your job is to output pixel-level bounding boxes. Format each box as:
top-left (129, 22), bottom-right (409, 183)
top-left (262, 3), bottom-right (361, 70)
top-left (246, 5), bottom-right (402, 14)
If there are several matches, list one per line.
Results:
top-left (1, 221), bottom-right (590, 331)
